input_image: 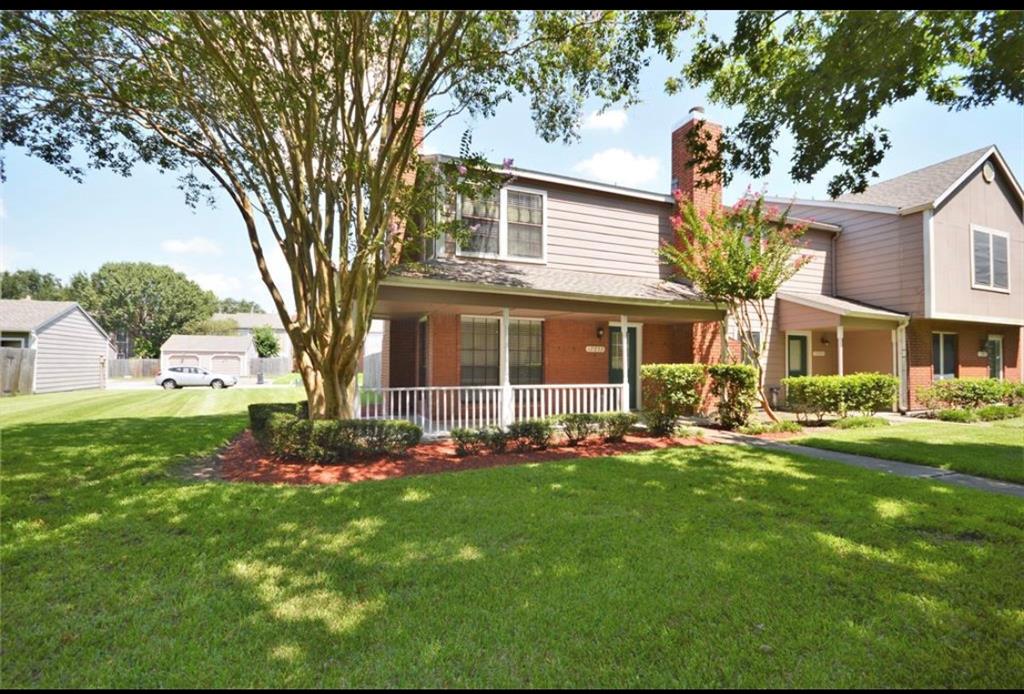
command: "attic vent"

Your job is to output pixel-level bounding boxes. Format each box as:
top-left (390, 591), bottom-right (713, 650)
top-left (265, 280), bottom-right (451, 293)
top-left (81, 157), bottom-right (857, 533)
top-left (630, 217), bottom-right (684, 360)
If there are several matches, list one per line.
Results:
top-left (982, 162), bottom-right (995, 183)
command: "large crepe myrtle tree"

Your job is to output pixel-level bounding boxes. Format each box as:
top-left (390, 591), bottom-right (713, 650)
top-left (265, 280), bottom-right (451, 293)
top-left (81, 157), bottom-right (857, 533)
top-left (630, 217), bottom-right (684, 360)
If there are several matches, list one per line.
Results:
top-left (661, 191), bottom-right (811, 420)
top-left (1, 10), bottom-right (693, 418)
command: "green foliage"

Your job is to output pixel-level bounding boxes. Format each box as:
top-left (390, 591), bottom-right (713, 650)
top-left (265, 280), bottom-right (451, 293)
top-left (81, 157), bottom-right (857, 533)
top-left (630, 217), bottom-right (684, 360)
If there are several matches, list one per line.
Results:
top-left (263, 411), bottom-right (422, 461)
top-left (248, 401), bottom-right (309, 442)
top-left (975, 404), bottom-right (1023, 422)
top-left (217, 297), bottom-right (264, 313)
top-left (707, 364), bottom-right (758, 430)
top-left (557, 413), bottom-right (600, 446)
top-left (451, 427), bottom-right (487, 458)
top-left (132, 337), bottom-right (158, 359)
top-left (677, 10), bottom-right (1024, 197)
top-left (919, 378), bottom-right (1020, 410)
top-left (784, 373), bottom-right (897, 421)
top-left (830, 416), bottom-right (890, 430)
top-left (251, 325), bottom-right (281, 358)
top-left (738, 420), bottom-right (804, 435)
top-left (594, 412), bottom-right (639, 442)
top-left (640, 363), bottom-right (706, 435)
top-left (183, 317), bottom-right (240, 335)
top-left (936, 408), bottom-right (980, 424)
top-left (0, 269), bottom-right (67, 300)
top-left (69, 262), bottom-right (217, 352)
top-left (507, 418), bottom-right (555, 451)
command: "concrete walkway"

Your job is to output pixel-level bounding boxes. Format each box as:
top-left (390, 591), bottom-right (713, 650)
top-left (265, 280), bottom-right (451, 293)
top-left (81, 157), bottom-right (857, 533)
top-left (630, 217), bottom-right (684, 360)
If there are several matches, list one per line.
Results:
top-left (699, 428), bottom-right (1024, 499)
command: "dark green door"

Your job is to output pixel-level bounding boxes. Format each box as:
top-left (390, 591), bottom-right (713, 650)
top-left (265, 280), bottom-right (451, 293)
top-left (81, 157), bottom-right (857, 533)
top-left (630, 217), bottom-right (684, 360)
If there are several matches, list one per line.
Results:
top-left (787, 334), bottom-right (809, 377)
top-left (609, 326), bottom-right (638, 409)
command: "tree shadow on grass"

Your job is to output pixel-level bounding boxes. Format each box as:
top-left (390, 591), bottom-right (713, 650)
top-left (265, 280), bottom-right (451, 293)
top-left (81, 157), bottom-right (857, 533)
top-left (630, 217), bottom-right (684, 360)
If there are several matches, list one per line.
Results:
top-left (3, 417), bottom-right (1024, 687)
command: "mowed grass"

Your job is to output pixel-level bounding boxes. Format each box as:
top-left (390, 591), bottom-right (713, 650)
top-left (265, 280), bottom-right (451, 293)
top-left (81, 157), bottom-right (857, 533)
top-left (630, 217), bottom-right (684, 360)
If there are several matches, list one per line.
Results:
top-left (2, 390), bottom-right (1023, 687)
top-left (796, 416), bottom-right (1024, 483)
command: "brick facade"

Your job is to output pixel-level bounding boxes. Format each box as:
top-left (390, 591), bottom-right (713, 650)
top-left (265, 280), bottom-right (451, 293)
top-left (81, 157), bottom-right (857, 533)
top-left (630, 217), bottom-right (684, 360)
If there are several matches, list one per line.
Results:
top-left (386, 318), bottom-right (418, 388)
top-left (906, 319), bottom-right (1021, 408)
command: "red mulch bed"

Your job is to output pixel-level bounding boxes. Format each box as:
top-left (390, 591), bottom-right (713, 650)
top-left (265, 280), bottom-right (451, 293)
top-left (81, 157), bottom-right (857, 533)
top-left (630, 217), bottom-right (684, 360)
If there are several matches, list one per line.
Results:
top-left (213, 430), bottom-right (714, 485)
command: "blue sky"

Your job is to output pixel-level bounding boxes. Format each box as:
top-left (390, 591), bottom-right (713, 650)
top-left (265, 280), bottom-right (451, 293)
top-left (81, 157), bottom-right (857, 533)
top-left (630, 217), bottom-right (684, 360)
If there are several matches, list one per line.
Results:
top-left (2, 11), bottom-right (1022, 311)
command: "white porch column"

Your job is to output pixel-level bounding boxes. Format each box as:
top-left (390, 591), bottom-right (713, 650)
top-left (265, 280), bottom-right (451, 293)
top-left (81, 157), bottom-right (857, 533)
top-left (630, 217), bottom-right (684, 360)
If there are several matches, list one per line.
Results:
top-left (500, 308), bottom-right (514, 427)
top-left (836, 325), bottom-right (845, 376)
top-left (896, 322), bottom-right (909, 411)
top-left (620, 314), bottom-right (630, 412)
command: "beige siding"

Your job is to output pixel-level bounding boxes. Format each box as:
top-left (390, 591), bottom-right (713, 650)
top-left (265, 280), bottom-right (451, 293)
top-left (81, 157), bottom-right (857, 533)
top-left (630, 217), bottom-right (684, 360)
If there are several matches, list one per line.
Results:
top-left (780, 228), bottom-right (834, 295)
top-left (931, 162), bottom-right (1024, 322)
top-left (33, 308), bottom-right (108, 393)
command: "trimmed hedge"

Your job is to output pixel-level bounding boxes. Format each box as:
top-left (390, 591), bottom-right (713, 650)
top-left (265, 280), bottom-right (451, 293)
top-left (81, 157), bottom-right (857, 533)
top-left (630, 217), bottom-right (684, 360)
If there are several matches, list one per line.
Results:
top-left (595, 412), bottom-right (639, 442)
top-left (936, 404), bottom-right (1023, 424)
top-left (737, 420), bottom-right (803, 435)
top-left (248, 401), bottom-right (309, 441)
top-left (553, 412), bottom-right (640, 444)
top-left (452, 419), bottom-right (556, 455)
top-left (830, 415), bottom-right (890, 430)
top-left (919, 378), bottom-right (1024, 410)
top-left (261, 411), bottom-right (422, 462)
top-left (708, 364), bottom-right (758, 429)
top-left (782, 373), bottom-right (898, 422)
top-left (640, 363), bottom-right (706, 435)
top-left (559, 413), bottom-right (600, 446)
top-left (507, 418), bottom-right (555, 451)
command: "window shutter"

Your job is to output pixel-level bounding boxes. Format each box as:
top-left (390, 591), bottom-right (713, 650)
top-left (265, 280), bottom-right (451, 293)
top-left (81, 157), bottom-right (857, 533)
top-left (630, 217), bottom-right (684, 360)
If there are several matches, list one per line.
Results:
top-left (992, 234), bottom-right (1009, 289)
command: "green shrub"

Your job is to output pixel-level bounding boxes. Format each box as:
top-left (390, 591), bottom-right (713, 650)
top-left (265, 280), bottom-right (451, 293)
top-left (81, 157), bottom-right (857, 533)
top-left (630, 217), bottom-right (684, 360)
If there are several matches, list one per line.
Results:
top-left (936, 408), bottom-right (979, 423)
top-left (507, 418), bottom-right (554, 450)
top-left (640, 363), bottom-right (706, 435)
top-left (248, 401), bottom-right (308, 441)
top-left (783, 375), bottom-right (845, 422)
top-left (842, 373), bottom-right (898, 415)
top-left (919, 378), bottom-right (1012, 410)
top-left (262, 412), bottom-right (422, 461)
top-left (451, 427), bottom-right (486, 457)
top-left (484, 427), bottom-right (510, 453)
top-left (708, 364), bottom-right (758, 430)
top-left (557, 413), bottom-right (599, 446)
top-left (672, 424), bottom-right (701, 439)
top-left (830, 415), bottom-right (890, 430)
top-left (594, 412), bottom-right (639, 442)
top-left (737, 420), bottom-right (803, 435)
top-left (975, 404), bottom-right (1024, 422)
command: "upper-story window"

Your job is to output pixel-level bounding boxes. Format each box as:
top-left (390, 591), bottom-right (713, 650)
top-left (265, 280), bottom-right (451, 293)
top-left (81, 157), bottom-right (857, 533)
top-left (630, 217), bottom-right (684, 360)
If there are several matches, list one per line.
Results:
top-left (457, 186), bottom-right (546, 262)
top-left (971, 225), bottom-right (1010, 292)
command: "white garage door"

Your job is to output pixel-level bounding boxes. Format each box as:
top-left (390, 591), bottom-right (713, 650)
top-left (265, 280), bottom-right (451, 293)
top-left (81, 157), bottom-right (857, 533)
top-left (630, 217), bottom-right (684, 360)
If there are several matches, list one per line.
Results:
top-left (212, 355), bottom-right (242, 376)
top-left (169, 354), bottom-right (199, 366)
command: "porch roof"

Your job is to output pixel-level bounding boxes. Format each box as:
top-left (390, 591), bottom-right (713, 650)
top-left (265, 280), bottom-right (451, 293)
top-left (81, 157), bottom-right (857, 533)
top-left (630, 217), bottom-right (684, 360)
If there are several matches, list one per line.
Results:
top-left (778, 292), bottom-right (907, 331)
top-left (386, 258), bottom-right (707, 304)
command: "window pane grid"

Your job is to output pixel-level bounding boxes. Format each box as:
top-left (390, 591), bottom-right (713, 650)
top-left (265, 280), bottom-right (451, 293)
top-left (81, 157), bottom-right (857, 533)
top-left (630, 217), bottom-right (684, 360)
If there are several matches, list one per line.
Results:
top-left (507, 191), bottom-right (544, 258)
top-left (460, 193), bottom-right (500, 255)
top-left (973, 228), bottom-right (1009, 290)
top-left (459, 317), bottom-right (543, 386)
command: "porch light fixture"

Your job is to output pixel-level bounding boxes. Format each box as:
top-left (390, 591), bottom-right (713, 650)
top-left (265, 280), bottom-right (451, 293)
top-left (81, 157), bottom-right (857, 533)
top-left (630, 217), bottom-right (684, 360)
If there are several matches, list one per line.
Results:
top-left (596, 326), bottom-right (605, 340)
top-left (820, 335), bottom-right (830, 346)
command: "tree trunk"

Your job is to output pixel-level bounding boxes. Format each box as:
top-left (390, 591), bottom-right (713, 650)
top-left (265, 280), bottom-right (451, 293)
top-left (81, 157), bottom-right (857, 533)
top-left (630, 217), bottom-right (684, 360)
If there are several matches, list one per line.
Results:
top-left (755, 364), bottom-right (779, 422)
top-left (297, 341), bottom-right (362, 419)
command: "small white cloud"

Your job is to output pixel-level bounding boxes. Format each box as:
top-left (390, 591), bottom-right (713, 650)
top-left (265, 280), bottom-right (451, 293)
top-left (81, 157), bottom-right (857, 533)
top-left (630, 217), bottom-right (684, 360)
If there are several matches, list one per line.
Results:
top-left (582, 108), bottom-right (628, 132)
top-left (573, 148), bottom-right (659, 188)
top-left (161, 236), bottom-right (222, 255)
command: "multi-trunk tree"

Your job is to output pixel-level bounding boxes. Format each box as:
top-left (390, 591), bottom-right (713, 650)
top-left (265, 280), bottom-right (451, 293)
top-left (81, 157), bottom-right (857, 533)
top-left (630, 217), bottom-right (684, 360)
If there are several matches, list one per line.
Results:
top-left (661, 192), bottom-right (811, 420)
top-left (2, 10), bottom-right (692, 417)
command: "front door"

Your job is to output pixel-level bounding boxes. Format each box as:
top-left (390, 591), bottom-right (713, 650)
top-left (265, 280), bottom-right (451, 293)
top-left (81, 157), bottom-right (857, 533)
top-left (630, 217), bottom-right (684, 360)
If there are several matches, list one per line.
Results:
top-left (609, 326), bottom-right (638, 410)
top-left (986, 336), bottom-right (1004, 379)
top-left (787, 334), bottom-right (809, 377)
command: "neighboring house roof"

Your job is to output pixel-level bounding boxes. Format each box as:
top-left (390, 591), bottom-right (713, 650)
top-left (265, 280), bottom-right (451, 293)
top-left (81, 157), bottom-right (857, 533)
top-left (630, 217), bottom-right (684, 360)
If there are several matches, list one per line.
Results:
top-left (766, 145), bottom-right (1023, 216)
top-left (212, 312), bottom-right (285, 330)
top-left (0, 299), bottom-right (109, 337)
top-left (161, 334), bottom-right (253, 352)
top-left (386, 258), bottom-right (710, 306)
top-left (777, 292), bottom-right (907, 321)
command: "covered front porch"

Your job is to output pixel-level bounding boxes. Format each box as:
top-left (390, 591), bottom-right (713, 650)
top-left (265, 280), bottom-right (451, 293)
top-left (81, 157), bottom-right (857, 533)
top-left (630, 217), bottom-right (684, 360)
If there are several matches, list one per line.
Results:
top-left (361, 266), bottom-right (722, 435)
top-left (773, 292), bottom-right (909, 409)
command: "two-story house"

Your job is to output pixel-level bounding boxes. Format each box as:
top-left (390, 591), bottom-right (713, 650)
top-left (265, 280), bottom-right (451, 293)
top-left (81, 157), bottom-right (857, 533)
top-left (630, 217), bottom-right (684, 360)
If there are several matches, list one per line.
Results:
top-left (368, 109), bottom-right (1022, 432)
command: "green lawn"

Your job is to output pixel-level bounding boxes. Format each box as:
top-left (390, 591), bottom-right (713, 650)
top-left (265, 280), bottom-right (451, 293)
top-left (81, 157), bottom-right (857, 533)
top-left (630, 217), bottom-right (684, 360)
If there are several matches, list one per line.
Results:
top-left (796, 417), bottom-right (1024, 484)
top-left (2, 390), bottom-right (1023, 687)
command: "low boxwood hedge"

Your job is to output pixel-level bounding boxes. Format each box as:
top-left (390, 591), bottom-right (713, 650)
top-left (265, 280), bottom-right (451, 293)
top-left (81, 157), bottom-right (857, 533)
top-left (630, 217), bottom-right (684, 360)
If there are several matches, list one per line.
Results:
top-left (260, 410), bottom-right (422, 462)
top-left (919, 378), bottom-right (1024, 410)
top-left (782, 373), bottom-right (898, 422)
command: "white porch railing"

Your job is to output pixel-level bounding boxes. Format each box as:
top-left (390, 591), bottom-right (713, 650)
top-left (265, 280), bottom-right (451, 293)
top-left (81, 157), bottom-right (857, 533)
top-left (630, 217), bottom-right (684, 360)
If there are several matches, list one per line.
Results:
top-left (356, 383), bottom-right (623, 436)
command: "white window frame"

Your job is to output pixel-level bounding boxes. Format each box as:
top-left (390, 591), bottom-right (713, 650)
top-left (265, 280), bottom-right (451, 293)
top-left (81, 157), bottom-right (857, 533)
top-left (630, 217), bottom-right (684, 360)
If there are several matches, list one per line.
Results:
top-left (970, 224), bottom-right (1011, 294)
top-left (459, 314), bottom-right (545, 387)
top-left (932, 331), bottom-right (958, 381)
top-left (455, 185), bottom-right (548, 264)
top-left (0, 335), bottom-right (27, 348)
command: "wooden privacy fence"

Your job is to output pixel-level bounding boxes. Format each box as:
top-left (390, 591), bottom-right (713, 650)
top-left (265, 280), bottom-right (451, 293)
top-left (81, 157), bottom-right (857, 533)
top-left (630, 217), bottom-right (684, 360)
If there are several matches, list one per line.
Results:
top-left (108, 358), bottom-right (160, 379)
top-left (250, 356), bottom-right (293, 377)
top-left (0, 347), bottom-right (36, 396)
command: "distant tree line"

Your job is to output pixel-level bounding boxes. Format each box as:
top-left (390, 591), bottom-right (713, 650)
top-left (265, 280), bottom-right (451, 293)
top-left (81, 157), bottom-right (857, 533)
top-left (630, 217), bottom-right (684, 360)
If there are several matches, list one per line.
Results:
top-left (2, 264), bottom-right (267, 357)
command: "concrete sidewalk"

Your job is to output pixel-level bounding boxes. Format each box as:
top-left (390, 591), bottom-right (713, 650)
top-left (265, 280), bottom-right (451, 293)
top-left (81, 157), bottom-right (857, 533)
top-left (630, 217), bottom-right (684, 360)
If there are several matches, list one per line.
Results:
top-left (700, 428), bottom-right (1024, 499)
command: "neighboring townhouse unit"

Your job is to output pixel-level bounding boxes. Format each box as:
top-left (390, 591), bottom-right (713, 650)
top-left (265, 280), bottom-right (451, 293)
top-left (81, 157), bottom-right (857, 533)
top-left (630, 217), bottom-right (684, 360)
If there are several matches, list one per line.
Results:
top-left (0, 299), bottom-right (111, 393)
top-left (366, 109), bottom-right (1021, 432)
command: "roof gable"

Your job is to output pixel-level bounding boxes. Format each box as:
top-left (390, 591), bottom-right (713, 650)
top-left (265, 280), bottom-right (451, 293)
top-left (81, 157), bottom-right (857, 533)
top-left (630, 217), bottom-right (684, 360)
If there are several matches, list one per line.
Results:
top-left (0, 299), bottom-right (108, 338)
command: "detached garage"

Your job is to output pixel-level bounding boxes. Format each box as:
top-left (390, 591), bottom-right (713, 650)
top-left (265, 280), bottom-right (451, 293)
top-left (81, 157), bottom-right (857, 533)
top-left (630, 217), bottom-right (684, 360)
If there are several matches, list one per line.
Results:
top-left (160, 335), bottom-right (256, 377)
top-left (0, 299), bottom-right (110, 394)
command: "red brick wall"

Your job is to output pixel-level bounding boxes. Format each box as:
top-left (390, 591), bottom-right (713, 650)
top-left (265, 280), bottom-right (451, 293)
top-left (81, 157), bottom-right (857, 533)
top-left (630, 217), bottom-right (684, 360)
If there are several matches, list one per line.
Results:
top-left (544, 319), bottom-right (610, 384)
top-left (643, 323), bottom-right (693, 364)
top-left (906, 319), bottom-right (1021, 408)
top-left (429, 313), bottom-right (460, 386)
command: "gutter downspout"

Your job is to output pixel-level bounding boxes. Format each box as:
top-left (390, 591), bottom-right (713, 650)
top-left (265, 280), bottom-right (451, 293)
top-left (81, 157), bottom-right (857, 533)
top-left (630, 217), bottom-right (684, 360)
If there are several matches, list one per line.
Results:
top-left (895, 318), bottom-right (910, 412)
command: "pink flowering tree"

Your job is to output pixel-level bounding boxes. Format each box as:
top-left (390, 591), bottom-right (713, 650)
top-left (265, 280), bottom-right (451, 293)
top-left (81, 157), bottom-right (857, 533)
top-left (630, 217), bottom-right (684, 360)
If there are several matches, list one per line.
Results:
top-left (661, 191), bottom-right (811, 420)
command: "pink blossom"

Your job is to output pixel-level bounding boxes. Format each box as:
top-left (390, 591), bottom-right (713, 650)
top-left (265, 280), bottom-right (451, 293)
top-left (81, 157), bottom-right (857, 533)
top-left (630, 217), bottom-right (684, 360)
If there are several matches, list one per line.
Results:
top-left (502, 157), bottom-right (514, 171)
top-left (669, 213), bottom-right (683, 229)
top-left (672, 188), bottom-right (684, 202)
top-left (457, 164), bottom-right (468, 175)
top-left (748, 265), bottom-right (763, 282)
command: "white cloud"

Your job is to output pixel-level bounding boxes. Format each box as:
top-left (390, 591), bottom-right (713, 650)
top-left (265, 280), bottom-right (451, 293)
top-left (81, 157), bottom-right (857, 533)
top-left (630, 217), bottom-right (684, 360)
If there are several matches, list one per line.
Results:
top-left (582, 108), bottom-right (628, 132)
top-left (572, 148), bottom-right (660, 188)
top-left (161, 236), bottom-right (222, 255)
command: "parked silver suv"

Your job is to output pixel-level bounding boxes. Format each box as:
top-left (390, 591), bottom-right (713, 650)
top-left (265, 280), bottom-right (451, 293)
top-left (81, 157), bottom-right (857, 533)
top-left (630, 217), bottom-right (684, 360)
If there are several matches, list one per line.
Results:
top-left (156, 366), bottom-right (238, 389)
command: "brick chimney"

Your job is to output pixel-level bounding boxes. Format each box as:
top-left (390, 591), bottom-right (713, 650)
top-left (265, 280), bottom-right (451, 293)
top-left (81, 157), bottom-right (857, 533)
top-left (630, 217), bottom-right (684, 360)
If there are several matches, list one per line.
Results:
top-left (670, 107), bottom-right (734, 368)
